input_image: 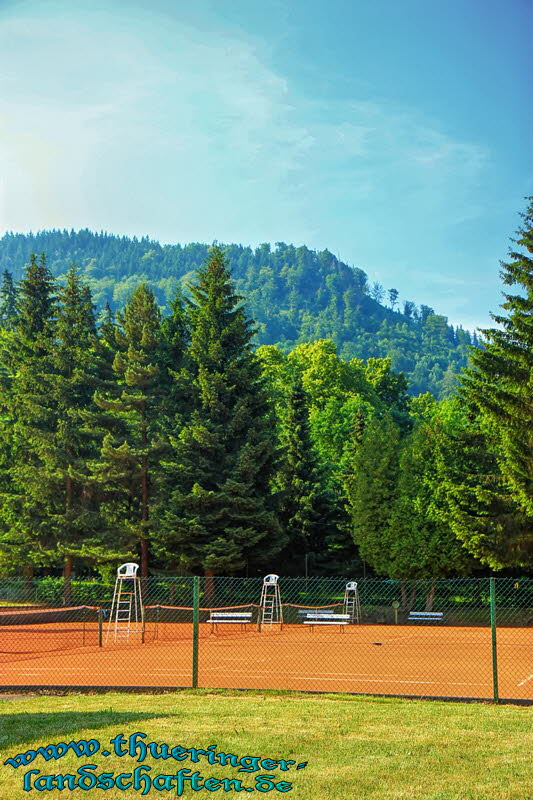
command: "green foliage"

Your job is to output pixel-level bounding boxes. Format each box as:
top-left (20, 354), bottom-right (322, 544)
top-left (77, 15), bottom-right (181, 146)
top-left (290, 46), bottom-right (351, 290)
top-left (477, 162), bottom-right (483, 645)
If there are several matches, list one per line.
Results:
top-left (160, 246), bottom-right (284, 575)
top-left (276, 378), bottom-right (352, 575)
top-left (0, 230), bottom-right (476, 399)
top-left (388, 419), bottom-right (474, 579)
top-left (345, 408), bottom-right (477, 584)
top-left (345, 414), bottom-right (401, 575)
top-left (284, 340), bottom-right (380, 484)
top-left (21, 576), bottom-right (114, 606)
top-left (92, 283), bottom-right (167, 576)
top-left (461, 198), bottom-right (533, 522)
top-left (16, 253), bottom-right (56, 340)
top-left (0, 230), bottom-right (526, 580)
top-left (0, 254), bottom-right (59, 573)
top-left (0, 270), bottom-right (18, 330)
top-left (435, 399), bottom-right (532, 569)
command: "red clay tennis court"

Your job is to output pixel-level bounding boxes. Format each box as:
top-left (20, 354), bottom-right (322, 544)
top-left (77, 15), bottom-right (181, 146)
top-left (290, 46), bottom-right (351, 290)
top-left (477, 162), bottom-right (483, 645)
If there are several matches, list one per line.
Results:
top-left (1, 616), bottom-right (531, 702)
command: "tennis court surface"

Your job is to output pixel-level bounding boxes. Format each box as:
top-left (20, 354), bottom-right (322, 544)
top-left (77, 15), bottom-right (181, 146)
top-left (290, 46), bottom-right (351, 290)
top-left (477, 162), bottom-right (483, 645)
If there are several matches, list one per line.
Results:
top-left (1, 576), bottom-right (531, 702)
top-left (1, 620), bottom-right (531, 702)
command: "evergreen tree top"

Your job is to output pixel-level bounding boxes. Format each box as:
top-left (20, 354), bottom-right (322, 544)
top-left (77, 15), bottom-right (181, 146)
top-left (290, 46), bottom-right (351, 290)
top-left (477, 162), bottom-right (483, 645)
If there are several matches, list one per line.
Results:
top-left (460, 197), bottom-right (533, 522)
top-left (463, 198), bottom-right (533, 414)
top-left (0, 270), bottom-right (18, 330)
top-left (188, 245), bottom-right (257, 371)
top-left (16, 253), bottom-right (57, 340)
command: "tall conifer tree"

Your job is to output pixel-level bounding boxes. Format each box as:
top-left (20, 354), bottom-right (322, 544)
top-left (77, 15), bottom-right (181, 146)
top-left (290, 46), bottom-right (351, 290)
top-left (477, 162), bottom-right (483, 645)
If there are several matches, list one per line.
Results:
top-left (49, 267), bottom-right (130, 595)
top-left (0, 270), bottom-right (18, 330)
top-left (0, 254), bottom-right (57, 575)
top-left (461, 199), bottom-right (533, 521)
top-left (436, 399), bottom-right (532, 568)
top-left (388, 419), bottom-right (474, 586)
top-left (345, 413), bottom-right (400, 575)
top-left (93, 283), bottom-right (165, 576)
top-left (277, 378), bottom-right (339, 574)
top-left (454, 199), bottom-right (533, 566)
top-left (163, 245), bottom-right (283, 575)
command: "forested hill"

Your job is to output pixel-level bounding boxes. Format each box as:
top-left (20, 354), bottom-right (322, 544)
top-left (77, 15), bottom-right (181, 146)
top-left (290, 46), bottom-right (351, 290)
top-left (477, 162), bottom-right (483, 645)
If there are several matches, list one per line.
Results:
top-left (0, 229), bottom-right (479, 398)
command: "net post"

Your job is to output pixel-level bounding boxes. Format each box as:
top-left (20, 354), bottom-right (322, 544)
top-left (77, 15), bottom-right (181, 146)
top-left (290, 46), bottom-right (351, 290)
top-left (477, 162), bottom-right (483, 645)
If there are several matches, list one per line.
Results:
top-left (489, 577), bottom-right (499, 704)
top-left (192, 576), bottom-right (199, 689)
top-left (98, 607), bottom-right (103, 648)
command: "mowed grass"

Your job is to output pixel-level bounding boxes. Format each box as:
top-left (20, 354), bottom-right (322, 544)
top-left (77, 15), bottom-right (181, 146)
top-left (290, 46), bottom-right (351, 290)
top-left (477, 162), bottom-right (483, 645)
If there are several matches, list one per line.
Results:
top-left (0, 691), bottom-right (531, 800)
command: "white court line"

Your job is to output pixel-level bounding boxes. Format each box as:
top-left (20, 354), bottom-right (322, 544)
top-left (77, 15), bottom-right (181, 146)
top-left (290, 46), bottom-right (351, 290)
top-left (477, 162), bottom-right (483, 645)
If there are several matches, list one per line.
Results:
top-left (6, 666), bottom-right (490, 688)
top-left (205, 665), bottom-right (469, 680)
top-left (5, 667), bottom-right (190, 678)
top-left (213, 675), bottom-right (489, 687)
top-left (517, 674), bottom-right (533, 687)
top-left (202, 668), bottom-right (489, 687)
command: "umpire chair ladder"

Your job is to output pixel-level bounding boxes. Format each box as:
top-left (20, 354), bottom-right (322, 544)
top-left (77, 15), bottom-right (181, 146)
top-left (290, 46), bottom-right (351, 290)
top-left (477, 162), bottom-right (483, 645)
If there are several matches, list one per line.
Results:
top-left (106, 562), bottom-right (143, 643)
top-left (259, 574), bottom-right (283, 630)
top-left (343, 581), bottom-right (362, 623)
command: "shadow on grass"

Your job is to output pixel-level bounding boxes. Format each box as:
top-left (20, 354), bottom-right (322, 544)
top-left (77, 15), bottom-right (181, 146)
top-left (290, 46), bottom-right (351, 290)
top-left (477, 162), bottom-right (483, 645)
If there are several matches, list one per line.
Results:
top-left (0, 710), bottom-right (173, 751)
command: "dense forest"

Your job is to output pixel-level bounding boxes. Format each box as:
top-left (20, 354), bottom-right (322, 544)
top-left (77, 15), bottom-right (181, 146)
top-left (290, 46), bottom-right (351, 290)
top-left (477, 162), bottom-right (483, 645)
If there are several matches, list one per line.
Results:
top-left (0, 200), bottom-right (531, 588)
top-left (0, 230), bottom-right (479, 399)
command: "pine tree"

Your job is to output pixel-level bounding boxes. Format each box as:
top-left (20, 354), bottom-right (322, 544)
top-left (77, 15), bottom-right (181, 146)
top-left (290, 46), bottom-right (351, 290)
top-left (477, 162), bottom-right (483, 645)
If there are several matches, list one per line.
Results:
top-left (50, 267), bottom-right (131, 596)
top-left (277, 378), bottom-right (339, 574)
top-left (163, 245), bottom-right (284, 575)
top-left (158, 291), bottom-right (192, 425)
top-left (92, 283), bottom-right (166, 577)
top-left (16, 253), bottom-right (56, 342)
top-left (455, 199), bottom-right (533, 566)
top-left (0, 270), bottom-right (18, 330)
top-left (388, 419), bottom-right (474, 584)
top-left (345, 414), bottom-right (400, 575)
top-left (461, 199), bottom-right (533, 520)
top-left (435, 398), bottom-right (532, 569)
top-left (0, 254), bottom-right (58, 576)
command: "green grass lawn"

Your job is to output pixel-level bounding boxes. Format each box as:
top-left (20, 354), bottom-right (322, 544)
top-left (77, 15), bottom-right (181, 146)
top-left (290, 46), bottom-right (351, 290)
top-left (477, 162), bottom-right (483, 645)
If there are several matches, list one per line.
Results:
top-left (0, 691), bottom-right (531, 799)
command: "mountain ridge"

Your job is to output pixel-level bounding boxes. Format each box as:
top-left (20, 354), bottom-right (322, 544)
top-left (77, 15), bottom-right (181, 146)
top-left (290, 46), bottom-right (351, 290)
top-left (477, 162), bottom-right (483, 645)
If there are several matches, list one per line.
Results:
top-left (0, 228), bottom-right (478, 398)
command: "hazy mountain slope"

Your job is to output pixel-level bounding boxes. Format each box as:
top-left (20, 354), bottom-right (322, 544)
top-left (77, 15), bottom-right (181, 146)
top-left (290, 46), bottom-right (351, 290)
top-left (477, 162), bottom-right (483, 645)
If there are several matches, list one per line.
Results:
top-left (0, 229), bottom-right (478, 397)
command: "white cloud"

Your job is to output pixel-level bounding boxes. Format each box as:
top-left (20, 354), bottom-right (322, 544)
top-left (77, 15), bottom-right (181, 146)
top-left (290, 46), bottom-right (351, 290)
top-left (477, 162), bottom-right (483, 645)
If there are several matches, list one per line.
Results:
top-left (0, 1), bottom-right (490, 243)
top-left (0, 0), bottom-right (500, 330)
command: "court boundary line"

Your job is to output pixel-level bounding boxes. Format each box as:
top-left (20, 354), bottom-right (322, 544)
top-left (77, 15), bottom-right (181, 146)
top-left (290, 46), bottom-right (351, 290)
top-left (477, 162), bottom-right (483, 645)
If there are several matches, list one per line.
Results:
top-left (1, 664), bottom-right (492, 687)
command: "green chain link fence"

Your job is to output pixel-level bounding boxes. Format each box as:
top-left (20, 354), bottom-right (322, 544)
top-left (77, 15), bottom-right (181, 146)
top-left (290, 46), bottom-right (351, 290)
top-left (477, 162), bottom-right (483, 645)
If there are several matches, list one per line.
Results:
top-left (0, 576), bottom-right (531, 703)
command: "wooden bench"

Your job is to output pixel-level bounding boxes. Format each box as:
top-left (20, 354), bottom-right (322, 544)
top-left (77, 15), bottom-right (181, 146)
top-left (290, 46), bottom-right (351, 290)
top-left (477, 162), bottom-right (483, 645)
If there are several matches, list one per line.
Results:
top-left (208, 611), bottom-right (253, 633)
top-left (299, 611), bottom-right (351, 631)
top-left (407, 611), bottom-right (444, 624)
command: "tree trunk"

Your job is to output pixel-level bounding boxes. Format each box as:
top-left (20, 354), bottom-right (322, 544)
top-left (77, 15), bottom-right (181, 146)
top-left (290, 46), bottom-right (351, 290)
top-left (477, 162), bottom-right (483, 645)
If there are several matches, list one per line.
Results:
top-left (63, 556), bottom-right (73, 607)
top-left (400, 581), bottom-right (417, 612)
top-left (204, 570), bottom-right (215, 610)
top-left (23, 564), bottom-right (34, 604)
top-left (425, 581), bottom-right (437, 611)
top-left (140, 535), bottom-right (149, 579)
top-left (140, 405), bottom-right (149, 579)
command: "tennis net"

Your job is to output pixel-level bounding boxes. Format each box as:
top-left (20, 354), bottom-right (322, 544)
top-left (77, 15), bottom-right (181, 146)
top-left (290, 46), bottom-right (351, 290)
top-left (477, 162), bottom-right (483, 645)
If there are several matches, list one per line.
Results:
top-left (0, 605), bottom-right (100, 661)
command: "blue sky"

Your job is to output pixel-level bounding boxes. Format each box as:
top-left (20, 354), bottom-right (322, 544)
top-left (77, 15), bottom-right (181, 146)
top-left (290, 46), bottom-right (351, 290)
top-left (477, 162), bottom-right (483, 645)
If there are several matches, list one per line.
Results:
top-left (0, 0), bottom-right (531, 330)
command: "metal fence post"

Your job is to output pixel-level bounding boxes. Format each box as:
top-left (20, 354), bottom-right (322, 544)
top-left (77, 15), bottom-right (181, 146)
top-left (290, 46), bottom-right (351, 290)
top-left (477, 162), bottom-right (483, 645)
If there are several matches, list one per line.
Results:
top-left (192, 576), bottom-right (199, 689)
top-left (97, 608), bottom-right (103, 647)
top-left (490, 577), bottom-right (499, 704)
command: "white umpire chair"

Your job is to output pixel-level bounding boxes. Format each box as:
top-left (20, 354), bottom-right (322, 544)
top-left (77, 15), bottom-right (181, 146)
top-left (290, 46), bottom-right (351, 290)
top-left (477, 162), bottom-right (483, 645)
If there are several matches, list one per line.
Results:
top-left (106, 562), bottom-right (143, 643)
top-left (259, 574), bottom-right (283, 629)
top-left (343, 580), bottom-right (362, 623)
